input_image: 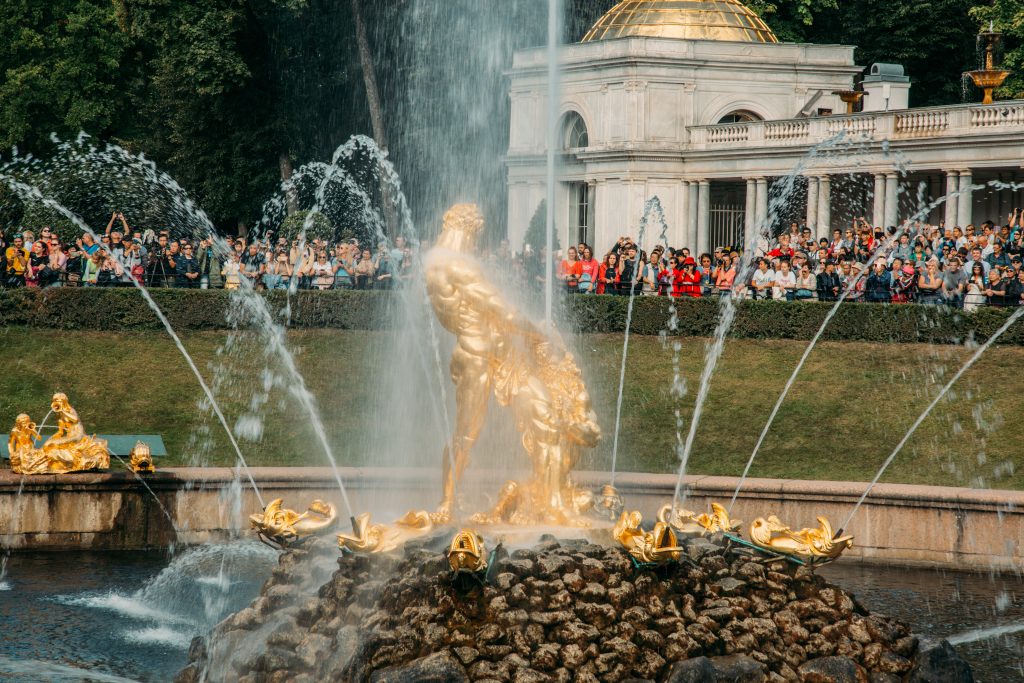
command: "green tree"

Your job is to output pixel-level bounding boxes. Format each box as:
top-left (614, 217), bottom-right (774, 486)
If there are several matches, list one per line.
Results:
top-left (970, 0), bottom-right (1024, 99)
top-left (0, 0), bottom-right (132, 151)
top-left (524, 199), bottom-right (560, 252)
top-left (747, 0), bottom-right (838, 42)
top-left (804, 0), bottom-right (978, 107)
top-left (123, 0), bottom-right (284, 230)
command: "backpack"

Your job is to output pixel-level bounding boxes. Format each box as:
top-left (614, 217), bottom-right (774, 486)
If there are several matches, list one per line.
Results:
top-left (578, 272), bottom-right (593, 293)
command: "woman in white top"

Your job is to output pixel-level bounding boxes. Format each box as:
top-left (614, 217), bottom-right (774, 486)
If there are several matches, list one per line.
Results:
top-left (963, 262), bottom-right (987, 312)
top-left (749, 258), bottom-right (775, 299)
top-left (773, 260), bottom-right (797, 300)
top-left (311, 251), bottom-right (335, 290)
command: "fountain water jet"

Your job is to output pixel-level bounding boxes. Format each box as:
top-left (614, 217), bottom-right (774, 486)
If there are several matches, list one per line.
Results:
top-left (609, 196), bottom-right (668, 486)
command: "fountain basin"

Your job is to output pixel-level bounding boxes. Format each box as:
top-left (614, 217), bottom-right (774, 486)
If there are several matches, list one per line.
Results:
top-left (1, 467), bottom-right (1023, 571)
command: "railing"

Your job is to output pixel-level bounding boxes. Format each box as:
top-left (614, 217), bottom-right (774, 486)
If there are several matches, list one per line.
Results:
top-left (764, 120), bottom-right (809, 141)
top-left (706, 123), bottom-right (750, 144)
top-left (688, 100), bottom-right (1024, 150)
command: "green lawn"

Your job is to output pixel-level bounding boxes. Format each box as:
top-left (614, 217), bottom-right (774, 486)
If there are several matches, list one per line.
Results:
top-left (1, 326), bottom-right (1020, 491)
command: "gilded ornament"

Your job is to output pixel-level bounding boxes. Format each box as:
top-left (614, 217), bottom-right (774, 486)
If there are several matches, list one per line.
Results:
top-left (613, 510), bottom-right (682, 564)
top-left (250, 498), bottom-right (337, 548)
top-left (658, 501), bottom-right (741, 536)
top-left (8, 393), bottom-right (110, 475)
top-left (749, 515), bottom-right (853, 564)
top-left (128, 441), bottom-right (155, 474)
top-left (446, 529), bottom-right (488, 574)
top-left (595, 484), bottom-right (624, 520)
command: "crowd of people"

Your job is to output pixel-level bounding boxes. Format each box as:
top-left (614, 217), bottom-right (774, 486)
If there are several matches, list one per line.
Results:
top-left (4, 209), bottom-right (1024, 309)
top-left (550, 212), bottom-right (1024, 309)
top-left (0, 213), bottom-right (415, 291)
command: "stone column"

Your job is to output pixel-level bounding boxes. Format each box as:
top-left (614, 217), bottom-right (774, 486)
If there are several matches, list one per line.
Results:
top-left (872, 173), bottom-right (886, 228)
top-left (697, 180), bottom-right (711, 255)
top-left (678, 180), bottom-right (690, 249)
top-left (944, 171), bottom-right (959, 228)
top-left (755, 178), bottom-right (768, 238)
top-left (687, 181), bottom-right (699, 251)
top-left (816, 175), bottom-right (831, 241)
top-left (805, 176), bottom-right (819, 237)
top-left (884, 173), bottom-right (899, 228)
top-left (744, 178), bottom-right (757, 250)
top-left (958, 169), bottom-right (973, 228)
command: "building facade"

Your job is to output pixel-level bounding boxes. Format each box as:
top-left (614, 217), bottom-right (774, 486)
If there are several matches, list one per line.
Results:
top-left (506, 0), bottom-right (1024, 254)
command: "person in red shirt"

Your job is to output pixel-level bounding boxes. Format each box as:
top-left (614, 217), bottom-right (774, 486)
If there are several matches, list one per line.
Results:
top-left (578, 245), bottom-right (600, 293)
top-left (679, 257), bottom-right (702, 297)
top-left (558, 246), bottom-right (583, 292)
top-left (767, 232), bottom-right (795, 260)
top-left (597, 252), bottom-right (620, 295)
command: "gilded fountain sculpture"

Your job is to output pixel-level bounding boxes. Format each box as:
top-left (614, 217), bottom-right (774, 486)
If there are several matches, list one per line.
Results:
top-left (243, 201), bottom-right (855, 567)
top-left (8, 393), bottom-right (109, 475)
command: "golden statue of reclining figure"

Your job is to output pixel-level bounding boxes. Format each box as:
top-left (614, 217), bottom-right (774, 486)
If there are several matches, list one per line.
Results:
top-left (8, 393), bottom-right (109, 475)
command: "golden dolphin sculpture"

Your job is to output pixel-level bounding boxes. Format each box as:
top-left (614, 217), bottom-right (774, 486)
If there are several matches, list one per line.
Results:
top-left (613, 510), bottom-right (682, 564)
top-left (337, 511), bottom-right (435, 554)
top-left (749, 515), bottom-right (853, 563)
top-left (446, 529), bottom-right (488, 574)
top-left (658, 502), bottom-right (741, 536)
top-left (250, 498), bottom-right (337, 547)
top-left (8, 393), bottom-right (109, 475)
top-left (129, 441), bottom-right (155, 474)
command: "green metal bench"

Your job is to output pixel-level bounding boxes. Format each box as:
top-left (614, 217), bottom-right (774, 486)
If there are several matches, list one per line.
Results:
top-left (1, 434), bottom-right (167, 460)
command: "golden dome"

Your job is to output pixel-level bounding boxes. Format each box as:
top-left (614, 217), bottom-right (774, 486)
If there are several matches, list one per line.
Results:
top-left (582, 0), bottom-right (778, 44)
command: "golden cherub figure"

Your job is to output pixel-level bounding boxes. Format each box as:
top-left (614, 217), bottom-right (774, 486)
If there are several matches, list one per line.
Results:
top-left (8, 393), bottom-right (109, 475)
top-left (424, 203), bottom-right (601, 526)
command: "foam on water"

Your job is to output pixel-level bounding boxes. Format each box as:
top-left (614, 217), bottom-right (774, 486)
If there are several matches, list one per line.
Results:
top-left (55, 592), bottom-right (192, 626)
top-left (122, 626), bottom-right (194, 649)
top-left (0, 580), bottom-right (10, 592)
top-left (0, 656), bottom-right (141, 682)
top-left (54, 542), bottom-right (276, 651)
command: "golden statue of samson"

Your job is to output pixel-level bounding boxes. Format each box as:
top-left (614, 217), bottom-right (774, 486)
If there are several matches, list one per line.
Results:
top-left (424, 203), bottom-right (601, 526)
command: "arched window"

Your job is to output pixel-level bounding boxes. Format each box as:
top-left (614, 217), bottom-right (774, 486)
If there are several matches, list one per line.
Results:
top-left (717, 110), bottom-right (762, 124)
top-left (564, 112), bottom-right (589, 149)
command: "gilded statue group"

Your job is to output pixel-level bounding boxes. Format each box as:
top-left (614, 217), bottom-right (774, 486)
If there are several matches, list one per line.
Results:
top-left (8, 393), bottom-right (110, 475)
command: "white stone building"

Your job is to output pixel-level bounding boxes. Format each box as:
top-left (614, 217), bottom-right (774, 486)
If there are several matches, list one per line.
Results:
top-left (506, 0), bottom-right (1024, 254)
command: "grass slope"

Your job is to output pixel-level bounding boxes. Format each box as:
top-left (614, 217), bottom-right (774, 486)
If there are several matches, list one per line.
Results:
top-left (0, 327), bottom-right (1019, 491)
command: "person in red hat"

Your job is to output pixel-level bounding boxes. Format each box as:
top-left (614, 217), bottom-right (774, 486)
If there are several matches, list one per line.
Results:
top-left (679, 256), bottom-right (701, 297)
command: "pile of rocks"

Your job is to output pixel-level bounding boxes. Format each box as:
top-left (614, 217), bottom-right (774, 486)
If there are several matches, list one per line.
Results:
top-left (178, 534), bottom-right (973, 683)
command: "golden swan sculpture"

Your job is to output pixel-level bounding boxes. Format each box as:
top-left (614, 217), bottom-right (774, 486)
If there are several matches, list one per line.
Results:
top-left (749, 515), bottom-right (853, 563)
top-left (250, 498), bottom-right (337, 547)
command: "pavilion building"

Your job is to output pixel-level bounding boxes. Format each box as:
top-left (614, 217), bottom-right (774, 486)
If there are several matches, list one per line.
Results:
top-left (506, 0), bottom-right (1024, 253)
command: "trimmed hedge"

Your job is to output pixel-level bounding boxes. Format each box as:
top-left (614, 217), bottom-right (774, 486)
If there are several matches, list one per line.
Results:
top-left (1, 288), bottom-right (1022, 345)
